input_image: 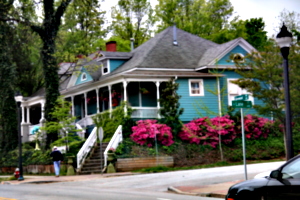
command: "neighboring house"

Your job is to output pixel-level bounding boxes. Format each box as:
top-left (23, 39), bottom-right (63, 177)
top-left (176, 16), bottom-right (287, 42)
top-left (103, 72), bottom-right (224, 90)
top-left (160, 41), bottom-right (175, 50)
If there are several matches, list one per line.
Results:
top-left (19, 26), bottom-right (262, 142)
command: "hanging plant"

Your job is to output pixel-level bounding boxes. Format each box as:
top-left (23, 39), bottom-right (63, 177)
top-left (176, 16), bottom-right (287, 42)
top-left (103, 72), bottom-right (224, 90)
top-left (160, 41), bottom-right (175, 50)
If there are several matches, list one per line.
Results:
top-left (140, 88), bottom-right (150, 94)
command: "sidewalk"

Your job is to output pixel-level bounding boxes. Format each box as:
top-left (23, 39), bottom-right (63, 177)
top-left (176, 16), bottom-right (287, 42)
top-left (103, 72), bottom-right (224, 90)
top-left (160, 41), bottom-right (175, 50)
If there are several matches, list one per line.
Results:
top-left (0, 172), bottom-right (136, 185)
top-left (168, 180), bottom-right (242, 198)
top-left (1, 173), bottom-right (239, 198)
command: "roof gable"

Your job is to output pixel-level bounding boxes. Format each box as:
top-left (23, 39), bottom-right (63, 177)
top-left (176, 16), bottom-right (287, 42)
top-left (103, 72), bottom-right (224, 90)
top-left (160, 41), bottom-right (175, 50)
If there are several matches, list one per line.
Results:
top-left (208, 38), bottom-right (256, 66)
top-left (216, 45), bottom-right (249, 65)
top-left (75, 68), bottom-right (93, 85)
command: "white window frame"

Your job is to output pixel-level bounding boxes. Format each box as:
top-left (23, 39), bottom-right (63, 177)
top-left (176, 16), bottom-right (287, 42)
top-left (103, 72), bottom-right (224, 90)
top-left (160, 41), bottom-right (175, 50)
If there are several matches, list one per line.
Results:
top-left (81, 72), bottom-right (87, 81)
top-left (101, 60), bottom-right (110, 75)
top-left (227, 78), bottom-right (254, 106)
top-left (189, 79), bottom-right (204, 96)
top-left (231, 53), bottom-right (245, 63)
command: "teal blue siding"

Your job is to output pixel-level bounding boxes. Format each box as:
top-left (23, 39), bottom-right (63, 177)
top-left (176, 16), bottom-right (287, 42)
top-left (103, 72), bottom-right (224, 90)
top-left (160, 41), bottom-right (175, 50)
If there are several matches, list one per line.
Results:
top-left (176, 78), bottom-right (219, 122)
top-left (217, 45), bottom-right (248, 65)
top-left (177, 71), bottom-right (267, 123)
top-left (110, 60), bottom-right (126, 72)
top-left (75, 68), bottom-right (93, 85)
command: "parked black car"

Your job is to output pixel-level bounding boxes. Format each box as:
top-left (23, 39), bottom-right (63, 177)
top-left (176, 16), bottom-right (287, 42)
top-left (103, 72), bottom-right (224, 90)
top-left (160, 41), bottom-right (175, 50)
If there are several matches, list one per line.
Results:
top-left (226, 155), bottom-right (300, 200)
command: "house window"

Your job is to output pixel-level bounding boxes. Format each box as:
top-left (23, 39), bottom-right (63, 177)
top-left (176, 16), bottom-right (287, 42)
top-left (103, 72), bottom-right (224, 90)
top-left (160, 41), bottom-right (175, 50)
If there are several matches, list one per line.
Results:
top-left (232, 53), bottom-right (244, 63)
top-left (101, 60), bottom-right (109, 75)
top-left (81, 72), bottom-right (87, 81)
top-left (227, 78), bottom-right (254, 105)
top-left (189, 79), bottom-right (204, 96)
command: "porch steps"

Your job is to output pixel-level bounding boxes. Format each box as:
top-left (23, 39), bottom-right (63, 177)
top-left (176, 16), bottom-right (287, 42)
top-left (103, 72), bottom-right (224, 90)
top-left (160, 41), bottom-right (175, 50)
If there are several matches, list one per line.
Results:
top-left (78, 142), bottom-right (108, 174)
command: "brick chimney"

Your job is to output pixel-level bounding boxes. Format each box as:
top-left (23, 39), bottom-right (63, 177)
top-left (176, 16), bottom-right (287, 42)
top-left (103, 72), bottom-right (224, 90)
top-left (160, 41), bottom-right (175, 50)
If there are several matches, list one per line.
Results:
top-left (106, 41), bottom-right (117, 52)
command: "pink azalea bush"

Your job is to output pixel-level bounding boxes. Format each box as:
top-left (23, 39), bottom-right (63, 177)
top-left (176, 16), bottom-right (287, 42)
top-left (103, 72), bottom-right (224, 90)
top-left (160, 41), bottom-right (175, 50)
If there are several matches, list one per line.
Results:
top-left (178, 115), bottom-right (236, 148)
top-left (130, 119), bottom-right (174, 147)
top-left (243, 115), bottom-right (273, 139)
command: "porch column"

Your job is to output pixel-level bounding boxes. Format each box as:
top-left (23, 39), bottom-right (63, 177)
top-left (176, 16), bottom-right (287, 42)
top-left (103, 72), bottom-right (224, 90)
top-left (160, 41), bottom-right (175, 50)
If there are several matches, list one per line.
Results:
top-left (108, 85), bottom-right (112, 112)
top-left (39, 101), bottom-right (45, 123)
top-left (156, 81), bottom-right (161, 119)
top-left (26, 107), bottom-right (30, 123)
top-left (21, 106), bottom-right (25, 124)
top-left (123, 81), bottom-right (128, 114)
top-left (84, 92), bottom-right (87, 117)
top-left (71, 96), bottom-right (75, 117)
top-left (96, 88), bottom-right (99, 113)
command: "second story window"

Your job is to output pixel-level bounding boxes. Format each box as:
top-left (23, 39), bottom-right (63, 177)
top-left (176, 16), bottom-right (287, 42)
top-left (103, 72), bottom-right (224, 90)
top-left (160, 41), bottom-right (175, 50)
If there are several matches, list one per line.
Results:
top-left (101, 60), bottom-right (109, 75)
top-left (81, 72), bottom-right (87, 81)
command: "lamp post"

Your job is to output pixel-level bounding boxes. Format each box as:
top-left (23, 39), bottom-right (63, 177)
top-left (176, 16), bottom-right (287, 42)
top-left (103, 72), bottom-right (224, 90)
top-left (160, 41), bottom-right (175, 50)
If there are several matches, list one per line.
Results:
top-left (15, 92), bottom-right (24, 181)
top-left (276, 24), bottom-right (293, 160)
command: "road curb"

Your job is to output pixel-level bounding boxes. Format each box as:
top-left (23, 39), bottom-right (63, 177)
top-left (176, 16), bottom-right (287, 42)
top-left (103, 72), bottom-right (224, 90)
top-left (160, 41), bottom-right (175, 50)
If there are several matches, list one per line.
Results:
top-left (168, 186), bottom-right (199, 196)
top-left (168, 186), bottom-right (227, 198)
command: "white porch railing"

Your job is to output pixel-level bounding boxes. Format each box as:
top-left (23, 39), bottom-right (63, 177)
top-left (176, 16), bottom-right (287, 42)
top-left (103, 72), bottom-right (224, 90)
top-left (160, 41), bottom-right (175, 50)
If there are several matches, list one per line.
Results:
top-left (76, 115), bottom-right (94, 127)
top-left (131, 107), bottom-right (158, 118)
top-left (77, 127), bottom-right (97, 170)
top-left (103, 125), bottom-right (123, 167)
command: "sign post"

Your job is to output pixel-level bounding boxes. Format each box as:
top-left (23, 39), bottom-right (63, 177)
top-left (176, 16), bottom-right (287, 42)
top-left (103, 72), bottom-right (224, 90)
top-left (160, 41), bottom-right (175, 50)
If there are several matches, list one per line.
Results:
top-left (232, 94), bottom-right (252, 180)
top-left (97, 127), bottom-right (104, 174)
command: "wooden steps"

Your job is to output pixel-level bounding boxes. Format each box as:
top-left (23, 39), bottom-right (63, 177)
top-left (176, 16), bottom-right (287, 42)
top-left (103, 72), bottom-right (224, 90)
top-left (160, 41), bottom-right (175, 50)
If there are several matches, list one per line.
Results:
top-left (78, 142), bottom-right (108, 174)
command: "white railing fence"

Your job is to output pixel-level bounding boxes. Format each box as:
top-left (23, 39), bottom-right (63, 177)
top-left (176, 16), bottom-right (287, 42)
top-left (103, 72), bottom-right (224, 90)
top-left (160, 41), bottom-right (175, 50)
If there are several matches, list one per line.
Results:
top-left (76, 127), bottom-right (97, 170)
top-left (103, 125), bottom-right (123, 167)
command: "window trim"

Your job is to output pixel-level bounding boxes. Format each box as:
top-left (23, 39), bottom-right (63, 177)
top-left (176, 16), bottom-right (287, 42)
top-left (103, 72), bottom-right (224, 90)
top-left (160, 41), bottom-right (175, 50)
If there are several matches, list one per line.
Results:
top-left (189, 79), bottom-right (204, 96)
top-left (81, 72), bottom-right (87, 81)
top-left (232, 53), bottom-right (245, 63)
top-left (101, 60), bottom-right (110, 75)
top-left (227, 78), bottom-right (254, 105)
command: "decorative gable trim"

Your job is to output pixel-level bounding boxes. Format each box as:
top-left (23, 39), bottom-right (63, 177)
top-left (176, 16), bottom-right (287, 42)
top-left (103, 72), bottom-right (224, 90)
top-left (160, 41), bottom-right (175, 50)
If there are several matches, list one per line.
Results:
top-left (208, 38), bottom-right (257, 66)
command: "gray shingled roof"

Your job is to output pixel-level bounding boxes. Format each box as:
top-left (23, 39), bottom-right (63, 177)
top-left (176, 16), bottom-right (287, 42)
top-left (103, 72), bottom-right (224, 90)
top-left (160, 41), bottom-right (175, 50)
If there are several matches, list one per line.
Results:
top-left (198, 38), bottom-right (242, 66)
top-left (110, 26), bottom-right (219, 75)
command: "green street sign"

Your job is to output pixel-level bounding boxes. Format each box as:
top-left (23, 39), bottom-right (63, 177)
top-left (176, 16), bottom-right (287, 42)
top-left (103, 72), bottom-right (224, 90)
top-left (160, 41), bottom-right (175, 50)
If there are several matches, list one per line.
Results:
top-left (234, 94), bottom-right (249, 101)
top-left (232, 100), bottom-right (252, 108)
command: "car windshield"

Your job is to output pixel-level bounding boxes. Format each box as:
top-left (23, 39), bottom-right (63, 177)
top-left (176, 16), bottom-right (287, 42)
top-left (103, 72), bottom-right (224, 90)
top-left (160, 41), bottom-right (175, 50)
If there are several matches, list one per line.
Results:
top-left (281, 157), bottom-right (300, 179)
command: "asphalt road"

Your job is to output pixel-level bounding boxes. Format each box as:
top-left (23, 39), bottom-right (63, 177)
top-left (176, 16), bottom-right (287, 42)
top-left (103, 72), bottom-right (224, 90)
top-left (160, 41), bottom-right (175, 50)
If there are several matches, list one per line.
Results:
top-left (0, 161), bottom-right (284, 200)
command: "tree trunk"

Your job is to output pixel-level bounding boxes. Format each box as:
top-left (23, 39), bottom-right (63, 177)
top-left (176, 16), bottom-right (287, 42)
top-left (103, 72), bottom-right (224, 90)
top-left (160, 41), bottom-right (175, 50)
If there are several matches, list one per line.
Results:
top-left (41, 34), bottom-right (60, 146)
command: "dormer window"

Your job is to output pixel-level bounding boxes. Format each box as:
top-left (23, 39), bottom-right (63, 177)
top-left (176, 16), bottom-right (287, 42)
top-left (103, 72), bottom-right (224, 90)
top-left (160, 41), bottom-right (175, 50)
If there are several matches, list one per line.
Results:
top-left (101, 60), bottom-right (110, 75)
top-left (232, 53), bottom-right (244, 63)
top-left (81, 72), bottom-right (87, 81)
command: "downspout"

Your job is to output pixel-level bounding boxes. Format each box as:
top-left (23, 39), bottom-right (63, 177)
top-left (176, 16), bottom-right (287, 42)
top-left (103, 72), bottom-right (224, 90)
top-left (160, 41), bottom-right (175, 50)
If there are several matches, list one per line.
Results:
top-left (217, 76), bottom-right (224, 161)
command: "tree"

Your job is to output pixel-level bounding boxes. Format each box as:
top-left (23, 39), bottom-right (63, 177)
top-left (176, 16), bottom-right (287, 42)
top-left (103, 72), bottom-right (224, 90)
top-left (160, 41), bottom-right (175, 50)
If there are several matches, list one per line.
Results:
top-left (0, 0), bottom-right (18, 152)
top-left (244, 18), bottom-right (268, 51)
top-left (158, 78), bottom-right (184, 138)
top-left (12, 24), bottom-right (44, 97)
top-left (23, 0), bottom-right (72, 147)
top-left (276, 9), bottom-right (300, 42)
top-left (110, 0), bottom-right (157, 48)
top-left (57, 0), bottom-right (107, 60)
top-left (41, 97), bottom-right (81, 151)
top-left (231, 40), bottom-right (300, 158)
top-left (155, 0), bottom-right (234, 42)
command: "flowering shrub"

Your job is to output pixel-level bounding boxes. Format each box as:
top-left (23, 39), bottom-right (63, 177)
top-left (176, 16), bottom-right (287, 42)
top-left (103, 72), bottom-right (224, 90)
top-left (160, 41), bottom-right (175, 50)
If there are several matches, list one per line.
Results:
top-left (243, 115), bottom-right (273, 139)
top-left (178, 115), bottom-right (236, 148)
top-left (108, 148), bottom-right (115, 153)
top-left (130, 119), bottom-right (174, 147)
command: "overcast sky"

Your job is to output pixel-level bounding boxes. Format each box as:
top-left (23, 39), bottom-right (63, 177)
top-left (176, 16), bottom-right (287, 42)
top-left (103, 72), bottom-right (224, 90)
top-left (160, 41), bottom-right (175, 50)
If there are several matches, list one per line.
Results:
top-left (101, 0), bottom-right (300, 37)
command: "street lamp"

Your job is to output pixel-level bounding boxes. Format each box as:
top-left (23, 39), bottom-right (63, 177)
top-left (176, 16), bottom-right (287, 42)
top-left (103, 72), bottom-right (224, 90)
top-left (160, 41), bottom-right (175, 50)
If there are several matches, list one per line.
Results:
top-left (15, 92), bottom-right (24, 181)
top-left (276, 24), bottom-right (293, 160)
